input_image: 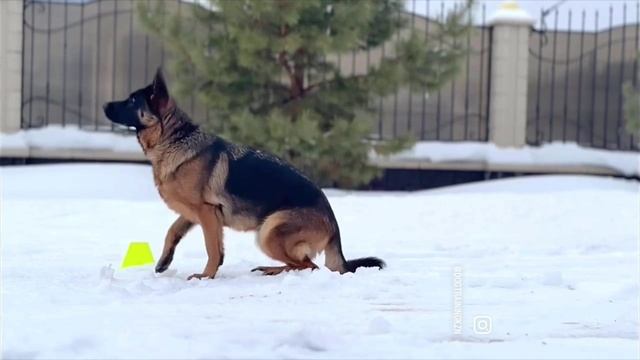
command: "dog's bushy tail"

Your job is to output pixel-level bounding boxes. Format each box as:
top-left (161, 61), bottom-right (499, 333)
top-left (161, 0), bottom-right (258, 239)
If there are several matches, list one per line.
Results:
top-left (324, 231), bottom-right (385, 274)
top-left (344, 256), bottom-right (386, 273)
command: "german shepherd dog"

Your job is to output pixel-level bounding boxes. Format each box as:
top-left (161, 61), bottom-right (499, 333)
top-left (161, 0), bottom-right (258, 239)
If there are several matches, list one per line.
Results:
top-left (103, 69), bottom-right (385, 280)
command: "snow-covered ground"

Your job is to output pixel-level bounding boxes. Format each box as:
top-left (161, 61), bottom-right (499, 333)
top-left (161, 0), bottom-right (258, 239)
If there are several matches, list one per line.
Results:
top-left (1, 164), bottom-right (639, 359)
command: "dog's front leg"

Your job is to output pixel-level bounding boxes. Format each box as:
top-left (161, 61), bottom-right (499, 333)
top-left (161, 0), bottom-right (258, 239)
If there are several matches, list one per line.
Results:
top-left (155, 215), bottom-right (194, 273)
top-left (187, 205), bottom-right (224, 280)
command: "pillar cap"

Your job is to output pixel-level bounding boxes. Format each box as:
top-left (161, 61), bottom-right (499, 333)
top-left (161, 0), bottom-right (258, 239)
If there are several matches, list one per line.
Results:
top-left (489, 1), bottom-right (535, 26)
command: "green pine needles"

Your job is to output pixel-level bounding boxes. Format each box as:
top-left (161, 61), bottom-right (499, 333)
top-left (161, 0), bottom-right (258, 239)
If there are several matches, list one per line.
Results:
top-left (139, 0), bottom-right (472, 187)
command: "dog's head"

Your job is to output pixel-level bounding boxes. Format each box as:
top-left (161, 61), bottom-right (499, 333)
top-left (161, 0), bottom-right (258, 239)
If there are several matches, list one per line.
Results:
top-left (103, 68), bottom-right (174, 130)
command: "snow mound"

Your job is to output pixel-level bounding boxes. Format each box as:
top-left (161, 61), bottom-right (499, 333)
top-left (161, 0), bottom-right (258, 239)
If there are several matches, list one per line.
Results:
top-left (381, 141), bottom-right (640, 176)
top-left (0, 125), bottom-right (140, 153)
top-left (2, 126), bottom-right (638, 177)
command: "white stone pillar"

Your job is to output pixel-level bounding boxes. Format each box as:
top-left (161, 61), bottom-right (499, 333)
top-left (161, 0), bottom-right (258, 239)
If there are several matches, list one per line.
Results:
top-left (0, 0), bottom-right (24, 134)
top-left (488, 1), bottom-right (534, 147)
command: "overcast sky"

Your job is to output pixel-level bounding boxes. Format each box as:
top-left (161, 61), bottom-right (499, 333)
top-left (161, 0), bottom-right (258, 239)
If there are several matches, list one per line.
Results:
top-left (406, 0), bottom-right (640, 31)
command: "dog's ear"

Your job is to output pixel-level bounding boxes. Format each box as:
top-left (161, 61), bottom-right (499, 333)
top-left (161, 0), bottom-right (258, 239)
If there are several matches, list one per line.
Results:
top-left (149, 67), bottom-right (172, 116)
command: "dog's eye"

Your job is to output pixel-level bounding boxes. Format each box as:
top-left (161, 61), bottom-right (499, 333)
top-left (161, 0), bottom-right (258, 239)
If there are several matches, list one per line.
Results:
top-left (129, 98), bottom-right (135, 105)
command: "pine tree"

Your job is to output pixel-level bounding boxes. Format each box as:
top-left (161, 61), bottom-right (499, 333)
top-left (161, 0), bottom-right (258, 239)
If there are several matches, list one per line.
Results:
top-left (139, 0), bottom-right (472, 188)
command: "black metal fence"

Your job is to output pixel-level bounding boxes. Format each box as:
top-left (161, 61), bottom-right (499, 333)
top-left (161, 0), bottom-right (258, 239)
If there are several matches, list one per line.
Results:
top-left (21, 0), bottom-right (174, 132)
top-left (371, 2), bottom-right (491, 142)
top-left (21, 0), bottom-right (490, 142)
top-left (21, 0), bottom-right (639, 151)
top-left (528, 3), bottom-right (640, 151)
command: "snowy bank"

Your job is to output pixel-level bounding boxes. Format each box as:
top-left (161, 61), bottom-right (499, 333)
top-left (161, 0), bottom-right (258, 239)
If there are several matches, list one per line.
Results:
top-left (1, 126), bottom-right (638, 176)
top-left (376, 141), bottom-right (640, 176)
top-left (0, 126), bottom-right (140, 153)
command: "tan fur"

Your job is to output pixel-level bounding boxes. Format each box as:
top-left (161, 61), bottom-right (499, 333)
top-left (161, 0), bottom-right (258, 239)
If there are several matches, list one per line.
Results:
top-left (189, 204), bottom-right (224, 279)
top-left (135, 97), bottom-right (342, 279)
top-left (102, 70), bottom-right (388, 279)
top-left (139, 111), bottom-right (212, 182)
top-left (156, 157), bottom-right (208, 223)
top-left (161, 215), bottom-right (193, 256)
top-left (257, 209), bottom-right (332, 268)
top-left (203, 153), bottom-right (260, 231)
top-left (137, 110), bottom-right (223, 278)
top-left (206, 153), bottom-right (229, 200)
top-left (324, 245), bottom-right (346, 273)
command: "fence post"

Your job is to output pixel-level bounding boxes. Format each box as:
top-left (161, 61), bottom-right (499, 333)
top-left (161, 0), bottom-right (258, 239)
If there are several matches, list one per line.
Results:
top-left (488, 1), bottom-right (534, 147)
top-left (0, 0), bottom-right (24, 134)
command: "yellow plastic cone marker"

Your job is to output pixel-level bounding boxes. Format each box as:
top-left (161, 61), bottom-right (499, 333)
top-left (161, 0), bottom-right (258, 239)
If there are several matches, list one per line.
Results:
top-left (121, 242), bottom-right (155, 269)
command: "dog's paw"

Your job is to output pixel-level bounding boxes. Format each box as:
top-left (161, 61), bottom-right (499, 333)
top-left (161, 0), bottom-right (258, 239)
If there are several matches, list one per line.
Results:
top-left (251, 266), bottom-right (290, 276)
top-left (187, 273), bottom-right (215, 281)
top-left (155, 258), bottom-right (171, 273)
top-left (155, 252), bottom-right (175, 273)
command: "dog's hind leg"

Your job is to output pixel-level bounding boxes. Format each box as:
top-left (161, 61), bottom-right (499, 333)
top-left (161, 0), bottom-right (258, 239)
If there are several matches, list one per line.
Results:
top-left (252, 257), bottom-right (319, 275)
top-left (323, 232), bottom-right (347, 274)
top-left (155, 215), bottom-right (194, 273)
top-left (252, 210), bottom-right (328, 275)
